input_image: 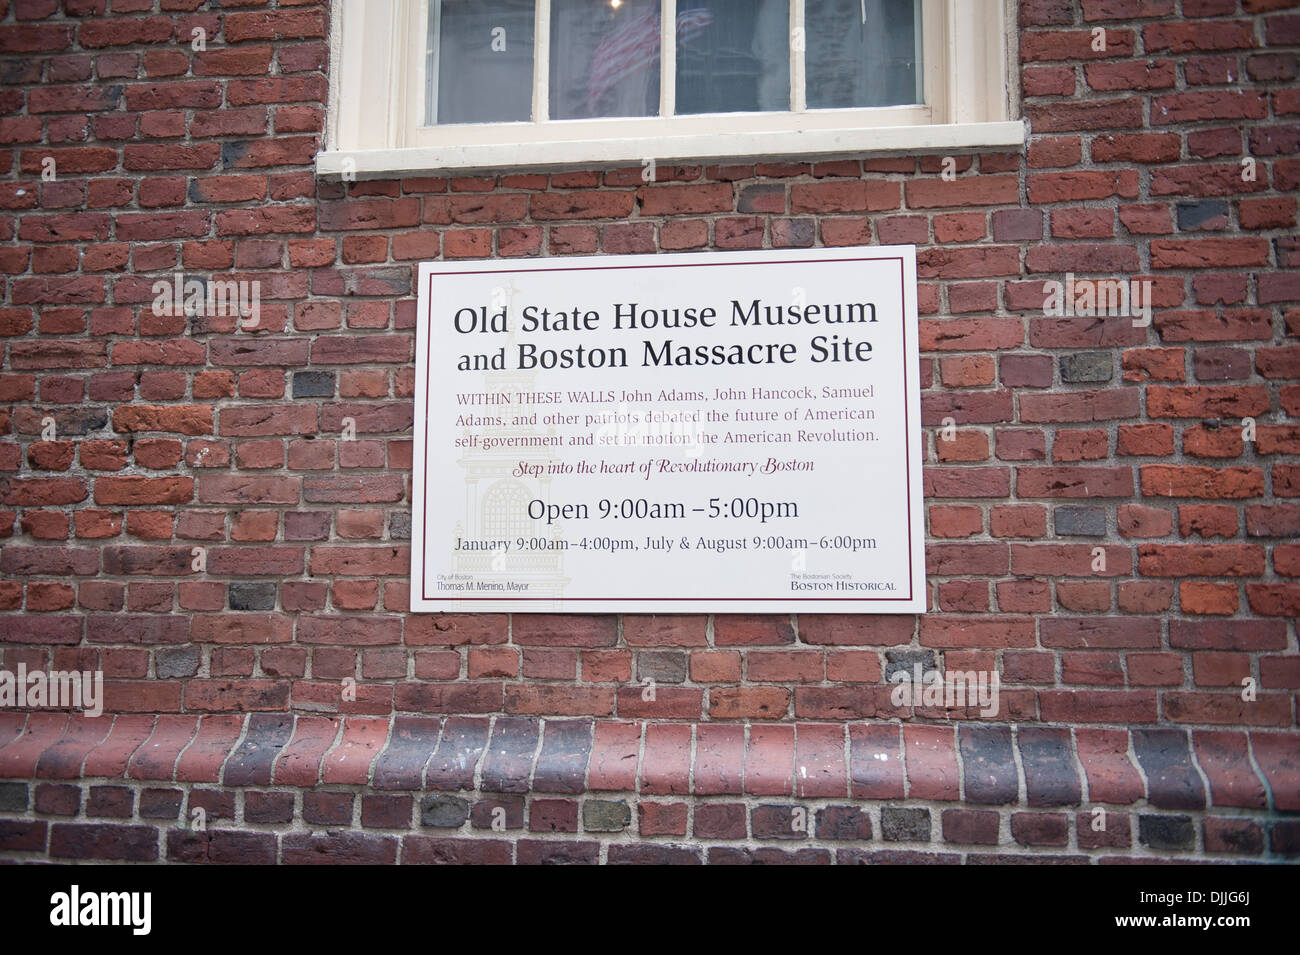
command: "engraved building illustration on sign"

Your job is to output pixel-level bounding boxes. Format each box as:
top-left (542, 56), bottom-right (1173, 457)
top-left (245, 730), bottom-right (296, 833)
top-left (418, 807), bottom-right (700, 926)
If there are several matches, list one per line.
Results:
top-left (451, 308), bottom-right (569, 610)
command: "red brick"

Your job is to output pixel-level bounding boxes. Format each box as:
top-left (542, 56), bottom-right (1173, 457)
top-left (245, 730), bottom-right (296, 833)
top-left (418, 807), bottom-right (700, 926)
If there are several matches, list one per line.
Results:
top-left (903, 726), bottom-right (960, 800)
top-left (1126, 651), bottom-right (1182, 685)
top-left (745, 725), bottom-right (795, 797)
top-left (1076, 730), bottom-right (1144, 803)
top-left (639, 801), bottom-right (688, 837)
top-left (1140, 465), bottom-right (1264, 499)
top-left (640, 723), bottom-right (691, 796)
top-left (587, 722), bottom-right (640, 792)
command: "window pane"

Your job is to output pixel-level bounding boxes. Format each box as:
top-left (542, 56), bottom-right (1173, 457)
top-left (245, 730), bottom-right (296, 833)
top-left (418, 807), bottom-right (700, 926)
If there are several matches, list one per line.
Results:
top-left (806, 0), bottom-right (920, 109)
top-left (428, 0), bottom-right (535, 125)
top-left (550, 0), bottom-right (661, 120)
top-left (676, 1), bottom-right (789, 115)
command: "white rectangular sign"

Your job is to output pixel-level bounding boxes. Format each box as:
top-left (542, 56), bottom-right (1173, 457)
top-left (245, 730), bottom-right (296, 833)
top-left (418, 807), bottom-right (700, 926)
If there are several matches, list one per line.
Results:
top-left (411, 246), bottom-right (924, 613)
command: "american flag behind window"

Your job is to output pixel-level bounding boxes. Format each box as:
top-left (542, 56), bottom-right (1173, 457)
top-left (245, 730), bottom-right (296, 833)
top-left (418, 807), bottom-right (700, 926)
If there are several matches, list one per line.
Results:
top-left (586, 7), bottom-right (715, 113)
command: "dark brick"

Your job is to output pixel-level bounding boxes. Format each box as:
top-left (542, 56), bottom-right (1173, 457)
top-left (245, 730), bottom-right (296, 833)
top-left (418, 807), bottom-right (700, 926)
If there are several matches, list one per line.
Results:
top-left (959, 725), bottom-right (1019, 805)
top-left (479, 717), bottom-right (538, 794)
top-left (372, 715), bottom-right (441, 790)
top-left (1138, 813), bottom-right (1195, 851)
top-left (156, 644), bottom-right (200, 678)
top-left (1132, 729), bottom-right (1205, 810)
top-left (0, 782), bottom-right (29, 812)
top-left (881, 807), bottom-right (931, 841)
top-left (1054, 505), bottom-right (1107, 537)
top-left (425, 717), bottom-right (489, 791)
top-left (532, 719), bottom-right (592, 794)
top-left (582, 798), bottom-right (631, 832)
top-left (420, 793), bottom-right (468, 828)
top-left (1271, 821), bottom-right (1300, 856)
top-left (815, 805), bottom-right (872, 840)
top-left (1060, 352), bottom-right (1113, 383)
top-left (638, 650), bottom-right (687, 683)
top-left (223, 713), bottom-right (293, 786)
top-left (229, 581), bottom-right (276, 611)
top-left (292, 371), bottom-right (335, 398)
top-left (1018, 727), bottom-right (1081, 806)
top-left (1177, 200), bottom-right (1228, 231)
top-left (884, 648), bottom-right (936, 682)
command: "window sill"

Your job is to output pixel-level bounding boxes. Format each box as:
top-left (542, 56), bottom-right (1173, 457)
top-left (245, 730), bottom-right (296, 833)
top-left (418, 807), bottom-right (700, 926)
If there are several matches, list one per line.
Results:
top-left (315, 120), bottom-right (1026, 179)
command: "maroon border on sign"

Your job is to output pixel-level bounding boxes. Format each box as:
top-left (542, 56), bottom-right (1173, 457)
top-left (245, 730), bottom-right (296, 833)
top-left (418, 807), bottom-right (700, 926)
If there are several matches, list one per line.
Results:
top-left (420, 254), bottom-right (916, 604)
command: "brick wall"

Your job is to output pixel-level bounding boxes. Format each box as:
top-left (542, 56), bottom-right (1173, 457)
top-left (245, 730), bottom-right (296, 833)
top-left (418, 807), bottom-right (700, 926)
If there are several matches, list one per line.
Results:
top-left (0, 0), bottom-right (1297, 864)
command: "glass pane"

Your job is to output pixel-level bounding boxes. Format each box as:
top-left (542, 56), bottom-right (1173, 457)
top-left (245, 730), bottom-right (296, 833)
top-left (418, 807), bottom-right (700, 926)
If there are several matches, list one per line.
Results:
top-left (550, 0), bottom-right (661, 120)
top-left (676, 1), bottom-right (789, 114)
top-left (806, 0), bottom-right (921, 109)
top-left (427, 0), bottom-right (535, 125)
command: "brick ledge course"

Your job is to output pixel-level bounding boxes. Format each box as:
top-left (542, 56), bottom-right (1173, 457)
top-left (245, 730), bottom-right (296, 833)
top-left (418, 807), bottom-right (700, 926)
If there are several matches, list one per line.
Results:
top-left (0, 712), bottom-right (1295, 863)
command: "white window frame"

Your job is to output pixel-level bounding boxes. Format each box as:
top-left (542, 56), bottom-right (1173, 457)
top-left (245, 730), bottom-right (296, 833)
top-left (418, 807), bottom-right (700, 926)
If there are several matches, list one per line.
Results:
top-left (319, 0), bottom-right (1022, 177)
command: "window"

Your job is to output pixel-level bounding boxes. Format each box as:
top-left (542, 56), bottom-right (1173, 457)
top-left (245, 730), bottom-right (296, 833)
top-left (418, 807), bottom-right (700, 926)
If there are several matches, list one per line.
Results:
top-left (481, 480), bottom-right (532, 540)
top-left (322, 0), bottom-right (1021, 177)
